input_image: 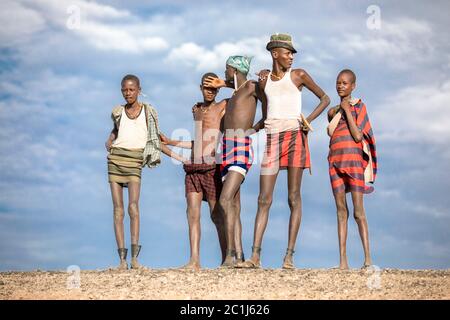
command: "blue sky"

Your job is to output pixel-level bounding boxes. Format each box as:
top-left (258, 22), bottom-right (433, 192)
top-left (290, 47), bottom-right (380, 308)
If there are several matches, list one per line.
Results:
top-left (0, 0), bottom-right (449, 271)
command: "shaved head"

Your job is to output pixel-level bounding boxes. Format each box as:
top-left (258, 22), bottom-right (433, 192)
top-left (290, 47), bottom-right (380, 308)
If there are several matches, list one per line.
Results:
top-left (338, 69), bottom-right (356, 83)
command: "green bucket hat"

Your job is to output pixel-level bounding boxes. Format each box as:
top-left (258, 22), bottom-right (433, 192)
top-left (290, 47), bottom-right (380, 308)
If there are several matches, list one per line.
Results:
top-left (226, 55), bottom-right (252, 75)
top-left (266, 33), bottom-right (297, 53)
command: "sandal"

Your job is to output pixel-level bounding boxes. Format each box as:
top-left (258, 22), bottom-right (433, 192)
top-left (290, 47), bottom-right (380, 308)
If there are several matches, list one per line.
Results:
top-left (282, 248), bottom-right (295, 269)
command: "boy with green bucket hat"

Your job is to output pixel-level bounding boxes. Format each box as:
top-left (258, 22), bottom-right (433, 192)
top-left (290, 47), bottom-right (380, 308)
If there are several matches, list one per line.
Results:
top-left (237, 34), bottom-right (330, 269)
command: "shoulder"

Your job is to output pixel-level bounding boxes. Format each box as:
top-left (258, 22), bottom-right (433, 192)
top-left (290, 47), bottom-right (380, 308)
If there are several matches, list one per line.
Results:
top-left (244, 80), bottom-right (257, 90)
top-left (354, 99), bottom-right (366, 110)
top-left (217, 99), bottom-right (228, 108)
top-left (143, 102), bottom-right (157, 114)
top-left (292, 68), bottom-right (308, 79)
top-left (192, 102), bottom-right (202, 112)
top-left (112, 105), bottom-right (123, 115)
top-left (328, 105), bottom-right (340, 115)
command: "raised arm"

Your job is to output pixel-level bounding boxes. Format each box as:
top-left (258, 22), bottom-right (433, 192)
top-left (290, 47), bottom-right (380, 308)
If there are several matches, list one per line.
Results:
top-left (295, 69), bottom-right (330, 123)
top-left (203, 76), bottom-right (234, 89)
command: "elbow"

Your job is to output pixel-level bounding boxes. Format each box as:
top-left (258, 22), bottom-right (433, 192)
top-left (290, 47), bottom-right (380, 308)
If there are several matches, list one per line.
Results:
top-left (322, 94), bottom-right (331, 107)
top-left (355, 133), bottom-right (363, 143)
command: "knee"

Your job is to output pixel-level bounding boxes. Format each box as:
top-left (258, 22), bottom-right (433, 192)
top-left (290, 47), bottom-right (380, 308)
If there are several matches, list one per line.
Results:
top-left (257, 194), bottom-right (273, 209)
top-left (186, 206), bottom-right (201, 223)
top-left (219, 195), bottom-right (232, 212)
top-left (337, 209), bottom-right (348, 222)
top-left (287, 192), bottom-right (301, 209)
top-left (353, 208), bottom-right (366, 221)
top-left (335, 198), bottom-right (347, 218)
top-left (128, 202), bottom-right (139, 218)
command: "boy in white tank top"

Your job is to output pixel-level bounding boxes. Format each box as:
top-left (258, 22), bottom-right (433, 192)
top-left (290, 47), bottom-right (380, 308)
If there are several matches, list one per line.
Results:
top-left (237, 34), bottom-right (330, 269)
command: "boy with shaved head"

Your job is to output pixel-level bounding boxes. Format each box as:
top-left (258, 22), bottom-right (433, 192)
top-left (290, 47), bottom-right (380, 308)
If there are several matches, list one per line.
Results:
top-left (164, 73), bottom-right (227, 270)
top-left (327, 69), bottom-right (377, 269)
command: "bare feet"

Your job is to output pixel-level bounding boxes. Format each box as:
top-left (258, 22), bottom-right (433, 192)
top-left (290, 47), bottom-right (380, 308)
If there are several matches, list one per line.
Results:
top-left (181, 260), bottom-right (201, 271)
top-left (339, 262), bottom-right (349, 270)
top-left (361, 263), bottom-right (374, 270)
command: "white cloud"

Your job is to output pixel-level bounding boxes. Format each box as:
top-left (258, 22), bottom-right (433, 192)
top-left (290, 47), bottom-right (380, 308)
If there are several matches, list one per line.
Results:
top-left (166, 37), bottom-right (271, 72)
top-left (2, 0), bottom-right (170, 53)
top-left (332, 18), bottom-right (435, 69)
top-left (0, 0), bottom-right (46, 47)
top-left (75, 21), bottom-right (169, 53)
top-left (372, 80), bottom-right (450, 145)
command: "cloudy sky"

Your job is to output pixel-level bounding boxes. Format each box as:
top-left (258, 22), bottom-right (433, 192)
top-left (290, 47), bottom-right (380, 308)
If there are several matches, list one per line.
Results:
top-left (0, 0), bottom-right (449, 271)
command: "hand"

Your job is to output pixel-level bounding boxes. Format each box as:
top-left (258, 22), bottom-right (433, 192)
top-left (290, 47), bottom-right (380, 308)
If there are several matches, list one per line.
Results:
top-left (340, 98), bottom-right (351, 112)
top-left (203, 76), bottom-right (226, 89)
top-left (301, 124), bottom-right (311, 133)
top-left (192, 103), bottom-right (201, 113)
top-left (160, 134), bottom-right (171, 145)
top-left (105, 139), bottom-right (112, 152)
top-left (256, 69), bottom-right (270, 81)
top-left (300, 114), bottom-right (313, 133)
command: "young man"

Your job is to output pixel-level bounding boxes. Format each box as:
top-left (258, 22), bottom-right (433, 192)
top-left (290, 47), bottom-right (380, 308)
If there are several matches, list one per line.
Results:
top-left (203, 55), bottom-right (264, 267)
top-left (105, 74), bottom-right (185, 270)
top-left (327, 69), bottom-right (377, 269)
top-left (163, 73), bottom-right (227, 270)
top-left (238, 34), bottom-right (330, 269)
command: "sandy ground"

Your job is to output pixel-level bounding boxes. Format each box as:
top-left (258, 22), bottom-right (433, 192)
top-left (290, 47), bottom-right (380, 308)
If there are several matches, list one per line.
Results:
top-left (0, 268), bottom-right (449, 300)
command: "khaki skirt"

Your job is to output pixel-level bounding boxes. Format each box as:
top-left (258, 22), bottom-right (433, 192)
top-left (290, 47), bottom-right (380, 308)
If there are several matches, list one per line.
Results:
top-left (107, 147), bottom-right (144, 187)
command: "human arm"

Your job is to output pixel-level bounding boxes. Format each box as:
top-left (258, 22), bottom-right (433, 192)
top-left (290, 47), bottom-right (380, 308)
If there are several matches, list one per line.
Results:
top-left (294, 69), bottom-right (330, 125)
top-left (340, 99), bottom-right (363, 142)
top-left (327, 106), bottom-right (340, 122)
top-left (160, 132), bottom-right (193, 149)
top-left (203, 76), bottom-right (234, 89)
top-left (105, 124), bottom-right (118, 152)
top-left (160, 143), bottom-right (189, 163)
top-left (252, 81), bottom-right (267, 133)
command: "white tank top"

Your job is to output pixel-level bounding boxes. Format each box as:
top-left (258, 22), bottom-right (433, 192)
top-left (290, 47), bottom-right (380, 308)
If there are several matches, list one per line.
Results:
top-left (112, 107), bottom-right (147, 149)
top-left (264, 69), bottom-right (302, 133)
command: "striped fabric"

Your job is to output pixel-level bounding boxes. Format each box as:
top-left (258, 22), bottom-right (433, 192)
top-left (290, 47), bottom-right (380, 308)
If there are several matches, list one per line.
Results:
top-left (328, 100), bottom-right (377, 194)
top-left (107, 147), bottom-right (144, 187)
top-left (262, 128), bottom-right (311, 174)
top-left (220, 136), bottom-right (253, 179)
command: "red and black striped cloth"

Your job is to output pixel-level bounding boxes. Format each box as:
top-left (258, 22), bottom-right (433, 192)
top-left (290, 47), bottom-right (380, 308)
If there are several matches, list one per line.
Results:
top-left (328, 100), bottom-right (377, 194)
top-left (262, 128), bottom-right (311, 174)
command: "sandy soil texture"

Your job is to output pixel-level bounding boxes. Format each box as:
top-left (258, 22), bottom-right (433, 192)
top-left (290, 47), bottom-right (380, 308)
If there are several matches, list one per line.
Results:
top-left (1, 268), bottom-right (449, 300)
